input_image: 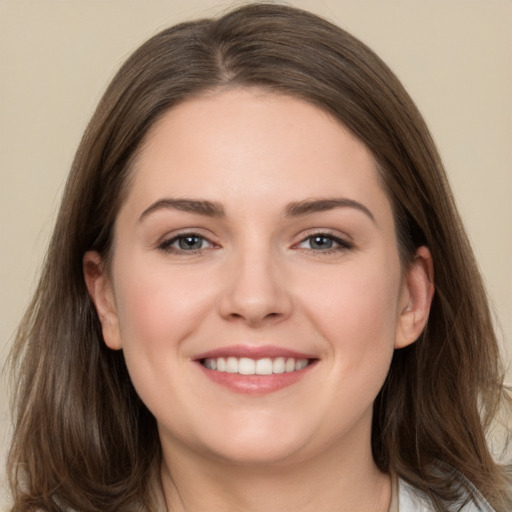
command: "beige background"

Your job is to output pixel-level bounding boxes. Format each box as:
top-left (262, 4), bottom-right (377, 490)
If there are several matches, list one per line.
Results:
top-left (1, 0), bottom-right (511, 502)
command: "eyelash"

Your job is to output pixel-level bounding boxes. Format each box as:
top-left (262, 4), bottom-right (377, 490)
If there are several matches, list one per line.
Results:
top-left (296, 233), bottom-right (354, 254)
top-left (157, 233), bottom-right (216, 254)
top-left (157, 231), bottom-right (353, 255)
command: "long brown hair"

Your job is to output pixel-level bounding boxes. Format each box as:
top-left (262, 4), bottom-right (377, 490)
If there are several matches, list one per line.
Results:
top-left (7, 3), bottom-right (511, 511)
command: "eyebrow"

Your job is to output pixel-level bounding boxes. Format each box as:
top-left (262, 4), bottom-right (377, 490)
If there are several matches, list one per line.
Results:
top-left (139, 198), bottom-right (225, 221)
top-left (139, 196), bottom-right (375, 224)
top-left (284, 198), bottom-right (376, 223)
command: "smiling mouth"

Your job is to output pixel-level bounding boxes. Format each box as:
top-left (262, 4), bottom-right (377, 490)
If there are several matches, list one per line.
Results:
top-left (201, 356), bottom-right (313, 375)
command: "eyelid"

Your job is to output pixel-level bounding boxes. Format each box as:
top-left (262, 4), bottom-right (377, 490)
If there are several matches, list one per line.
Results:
top-left (155, 228), bottom-right (354, 254)
top-left (293, 229), bottom-right (355, 251)
top-left (156, 230), bottom-right (219, 254)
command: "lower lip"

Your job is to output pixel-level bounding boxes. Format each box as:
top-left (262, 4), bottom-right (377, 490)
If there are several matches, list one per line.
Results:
top-left (196, 361), bottom-right (316, 395)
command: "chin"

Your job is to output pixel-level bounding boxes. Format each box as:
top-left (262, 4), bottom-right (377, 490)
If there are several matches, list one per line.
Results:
top-left (209, 439), bottom-right (307, 467)
top-left (189, 419), bottom-right (312, 466)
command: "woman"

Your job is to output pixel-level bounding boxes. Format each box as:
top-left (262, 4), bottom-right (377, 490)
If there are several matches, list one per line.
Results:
top-left (7, 3), bottom-right (511, 511)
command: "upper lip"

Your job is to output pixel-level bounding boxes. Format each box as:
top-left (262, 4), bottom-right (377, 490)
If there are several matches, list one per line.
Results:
top-left (193, 344), bottom-right (317, 361)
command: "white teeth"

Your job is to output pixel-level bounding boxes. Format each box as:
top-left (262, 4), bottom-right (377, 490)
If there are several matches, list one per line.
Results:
top-left (202, 356), bottom-right (310, 375)
top-left (256, 358), bottom-right (273, 375)
top-left (238, 357), bottom-right (255, 375)
top-left (273, 357), bottom-right (285, 374)
top-left (295, 359), bottom-right (308, 370)
top-left (285, 358), bottom-right (296, 372)
top-left (226, 357), bottom-right (238, 373)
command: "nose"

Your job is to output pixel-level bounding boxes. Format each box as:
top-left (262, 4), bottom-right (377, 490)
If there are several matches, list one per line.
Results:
top-left (218, 248), bottom-right (293, 327)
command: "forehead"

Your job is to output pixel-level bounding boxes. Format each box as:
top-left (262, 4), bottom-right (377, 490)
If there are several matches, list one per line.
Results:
top-left (123, 88), bottom-right (391, 220)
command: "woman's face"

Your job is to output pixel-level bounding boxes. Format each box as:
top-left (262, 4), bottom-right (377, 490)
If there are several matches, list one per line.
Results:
top-left (85, 88), bottom-right (432, 467)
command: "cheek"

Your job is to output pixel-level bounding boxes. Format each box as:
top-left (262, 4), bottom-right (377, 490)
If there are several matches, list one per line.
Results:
top-left (299, 256), bottom-right (402, 378)
top-left (110, 257), bottom-right (217, 421)
top-left (114, 257), bottom-right (209, 341)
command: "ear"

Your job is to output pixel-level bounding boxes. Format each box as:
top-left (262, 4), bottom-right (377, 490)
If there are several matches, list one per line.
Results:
top-left (83, 251), bottom-right (122, 350)
top-left (395, 246), bottom-right (434, 349)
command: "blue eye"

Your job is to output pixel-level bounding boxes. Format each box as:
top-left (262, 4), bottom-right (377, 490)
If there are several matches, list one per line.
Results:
top-left (298, 234), bottom-right (352, 251)
top-left (159, 234), bottom-right (212, 253)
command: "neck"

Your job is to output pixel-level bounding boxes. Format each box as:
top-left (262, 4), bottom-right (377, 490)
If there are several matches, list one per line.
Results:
top-left (158, 429), bottom-right (391, 512)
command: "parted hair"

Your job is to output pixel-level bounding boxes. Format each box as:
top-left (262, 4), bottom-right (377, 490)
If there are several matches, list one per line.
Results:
top-left (7, 3), bottom-right (511, 511)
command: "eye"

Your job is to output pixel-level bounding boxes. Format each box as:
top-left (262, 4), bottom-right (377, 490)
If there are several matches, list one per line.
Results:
top-left (298, 233), bottom-right (353, 252)
top-left (158, 233), bottom-right (215, 254)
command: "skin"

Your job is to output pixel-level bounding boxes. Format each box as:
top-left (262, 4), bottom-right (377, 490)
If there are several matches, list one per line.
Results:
top-left (84, 88), bottom-right (434, 512)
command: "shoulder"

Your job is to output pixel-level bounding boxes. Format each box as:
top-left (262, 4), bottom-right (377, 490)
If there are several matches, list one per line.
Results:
top-left (398, 478), bottom-right (496, 512)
